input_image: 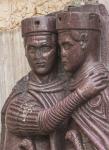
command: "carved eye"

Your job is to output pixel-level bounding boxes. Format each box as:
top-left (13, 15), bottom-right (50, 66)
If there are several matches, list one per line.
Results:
top-left (63, 43), bottom-right (73, 50)
top-left (28, 46), bottom-right (36, 53)
top-left (41, 46), bottom-right (52, 52)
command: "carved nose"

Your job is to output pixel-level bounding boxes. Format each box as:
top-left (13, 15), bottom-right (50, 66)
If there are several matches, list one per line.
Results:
top-left (35, 50), bottom-right (42, 58)
top-left (61, 48), bottom-right (66, 57)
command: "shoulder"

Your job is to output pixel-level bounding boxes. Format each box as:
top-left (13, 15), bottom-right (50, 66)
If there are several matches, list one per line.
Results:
top-left (13, 73), bottom-right (29, 94)
top-left (1, 73), bottom-right (30, 116)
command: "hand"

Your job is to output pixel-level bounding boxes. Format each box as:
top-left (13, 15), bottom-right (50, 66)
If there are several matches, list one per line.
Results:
top-left (19, 139), bottom-right (34, 150)
top-left (77, 71), bottom-right (109, 100)
top-left (65, 129), bottom-right (79, 141)
top-left (65, 130), bottom-right (84, 150)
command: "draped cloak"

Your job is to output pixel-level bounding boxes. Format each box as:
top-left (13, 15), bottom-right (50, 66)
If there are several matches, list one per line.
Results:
top-left (69, 63), bottom-right (109, 150)
top-left (1, 63), bottom-right (109, 150)
top-left (1, 72), bottom-right (67, 150)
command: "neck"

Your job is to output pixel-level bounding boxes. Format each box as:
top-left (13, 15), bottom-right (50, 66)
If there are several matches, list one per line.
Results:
top-left (69, 58), bottom-right (107, 91)
top-left (30, 67), bottom-right (58, 84)
top-left (72, 55), bottom-right (100, 81)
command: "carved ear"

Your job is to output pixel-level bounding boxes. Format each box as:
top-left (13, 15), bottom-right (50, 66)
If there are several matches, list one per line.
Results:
top-left (80, 33), bottom-right (88, 50)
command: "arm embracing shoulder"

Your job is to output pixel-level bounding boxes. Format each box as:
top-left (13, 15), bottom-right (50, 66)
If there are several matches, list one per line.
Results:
top-left (6, 89), bottom-right (86, 136)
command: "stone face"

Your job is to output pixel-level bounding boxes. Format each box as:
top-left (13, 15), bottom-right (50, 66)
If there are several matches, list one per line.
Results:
top-left (0, 0), bottom-right (108, 136)
top-left (1, 9), bottom-right (109, 150)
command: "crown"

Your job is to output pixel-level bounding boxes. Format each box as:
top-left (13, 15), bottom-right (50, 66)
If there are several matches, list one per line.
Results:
top-left (21, 15), bottom-right (56, 37)
top-left (56, 11), bottom-right (101, 31)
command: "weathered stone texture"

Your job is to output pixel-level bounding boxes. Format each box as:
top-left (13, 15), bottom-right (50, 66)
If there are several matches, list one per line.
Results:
top-left (0, 0), bottom-right (102, 31)
top-left (0, 0), bottom-right (76, 31)
top-left (0, 0), bottom-right (108, 133)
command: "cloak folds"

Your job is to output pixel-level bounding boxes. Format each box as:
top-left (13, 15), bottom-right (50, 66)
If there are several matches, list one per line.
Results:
top-left (71, 63), bottom-right (109, 150)
top-left (1, 72), bottom-right (67, 150)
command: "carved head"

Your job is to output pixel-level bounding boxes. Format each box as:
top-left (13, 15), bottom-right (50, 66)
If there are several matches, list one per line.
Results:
top-left (21, 16), bottom-right (58, 76)
top-left (56, 12), bottom-right (101, 73)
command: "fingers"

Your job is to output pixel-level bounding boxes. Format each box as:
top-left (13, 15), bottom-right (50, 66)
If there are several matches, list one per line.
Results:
top-left (95, 80), bottom-right (109, 90)
top-left (89, 72), bottom-right (108, 79)
top-left (93, 78), bottom-right (109, 85)
top-left (92, 75), bottom-right (108, 82)
top-left (96, 84), bottom-right (108, 91)
top-left (88, 71), bottom-right (103, 77)
top-left (88, 71), bottom-right (94, 77)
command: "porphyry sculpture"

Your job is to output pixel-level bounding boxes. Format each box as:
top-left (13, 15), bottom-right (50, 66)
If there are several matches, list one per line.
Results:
top-left (0, 9), bottom-right (109, 150)
top-left (56, 11), bottom-right (109, 150)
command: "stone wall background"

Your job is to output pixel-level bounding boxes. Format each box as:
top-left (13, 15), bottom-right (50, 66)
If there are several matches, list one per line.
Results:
top-left (0, 0), bottom-right (80, 31)
top-left (1, 0), bottom-right (108, 31)
top-left (0, 0), bottom-right (108, 132)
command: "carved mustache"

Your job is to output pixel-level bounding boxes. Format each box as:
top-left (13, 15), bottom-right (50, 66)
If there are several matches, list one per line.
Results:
top-left (33, 60), bottom-right (46, 65)
top-left (62, 59), bottom-right (68, 64)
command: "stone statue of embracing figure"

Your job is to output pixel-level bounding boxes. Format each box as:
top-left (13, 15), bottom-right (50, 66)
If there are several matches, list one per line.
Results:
top-left (1, 4), bottom-right (109, 150)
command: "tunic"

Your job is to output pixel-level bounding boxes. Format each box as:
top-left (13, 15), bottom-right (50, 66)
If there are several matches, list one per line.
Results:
top-left (68, 63), bottom-right (109, 150)
top-left (1, 72), bottom-right (67, 150)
